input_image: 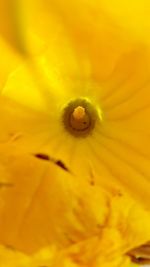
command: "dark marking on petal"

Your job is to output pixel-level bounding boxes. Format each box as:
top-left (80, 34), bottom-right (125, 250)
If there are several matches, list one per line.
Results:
top-left (88, 166), bottom-right (95, 186)
top-left (34, 153), bottom-right (50, 161)
top-left (128, 241), bottom-right (150, 265)
top-left (130, 256), bottom-right (150, 265)
top-left (90, 179), bottom-right (95, 186)
top-left (5, 244), bottom-right (15, 250)
top-left (9, 132), bottom-right (23, 142)
top-left (0, 182), bottom-right (14, 188)
top-left (55, 160), bottom-right (69, 172)
top-left (34, 153), bottom-right (69, 172)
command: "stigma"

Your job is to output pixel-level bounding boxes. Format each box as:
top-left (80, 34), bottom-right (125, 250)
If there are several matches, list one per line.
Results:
top-left (73, 106), bottom-right (86, 121)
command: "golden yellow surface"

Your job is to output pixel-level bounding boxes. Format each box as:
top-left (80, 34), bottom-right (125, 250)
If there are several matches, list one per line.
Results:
top-left (0, 0), bottom-right (150, 266)
top-left (0, 143), bottom-right (149, 266)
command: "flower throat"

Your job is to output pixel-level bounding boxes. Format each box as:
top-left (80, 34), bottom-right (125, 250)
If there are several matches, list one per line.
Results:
top-left (62, 98), bottom-right (100, 137)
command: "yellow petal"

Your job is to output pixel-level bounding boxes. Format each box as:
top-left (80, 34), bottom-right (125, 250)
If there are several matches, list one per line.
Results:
top-left (100, 0), bottom-right (150, 44)
top-left (0, 0), bottom-right (150, 215)
top-left (0, 143), bottom-right (149, 267)
top-left (0, 37), bottom-right (21, 91)
top-left (0, 0), bottom-right (26, 54)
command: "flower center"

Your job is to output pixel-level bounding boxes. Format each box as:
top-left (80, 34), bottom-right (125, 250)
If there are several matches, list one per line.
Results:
top-left (62, 98), bottom-right (100, 137)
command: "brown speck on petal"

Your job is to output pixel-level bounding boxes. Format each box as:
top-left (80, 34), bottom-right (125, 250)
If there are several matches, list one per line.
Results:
top-left (34, 153), bottom-right (50, 161)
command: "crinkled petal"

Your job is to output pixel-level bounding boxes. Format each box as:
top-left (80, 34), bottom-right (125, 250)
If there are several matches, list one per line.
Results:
top-left (0, 143), bottom-right (149, 266)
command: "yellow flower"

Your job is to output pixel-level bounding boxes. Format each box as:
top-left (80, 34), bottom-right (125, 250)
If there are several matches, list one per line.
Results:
top-left (0, 143), bottom-right (149, 267)
top-left (0, 1), bottom-right (150, 265)
top-left (0, 0), bottom-right (150, 209)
